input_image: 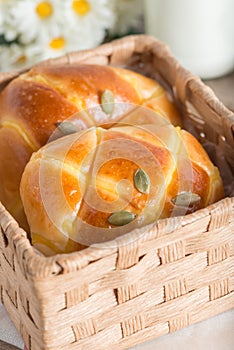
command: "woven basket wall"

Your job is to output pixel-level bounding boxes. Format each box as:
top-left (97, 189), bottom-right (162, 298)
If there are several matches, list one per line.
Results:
top-left (0, 35), bottom-right (234, 350)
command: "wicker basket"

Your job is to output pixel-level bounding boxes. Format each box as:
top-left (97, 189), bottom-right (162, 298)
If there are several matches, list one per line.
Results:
top-left (0, 35), bottom-right (234, 350)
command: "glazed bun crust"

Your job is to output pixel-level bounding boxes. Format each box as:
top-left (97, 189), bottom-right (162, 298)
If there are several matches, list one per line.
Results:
top-left (20, 123), bottom-right (224, 256)
top-left (0, 64), bottom-right (181, 229)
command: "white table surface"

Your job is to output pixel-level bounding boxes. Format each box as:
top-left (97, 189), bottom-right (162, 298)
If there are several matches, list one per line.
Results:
top-left (0, 301), bottom-right (233, 349)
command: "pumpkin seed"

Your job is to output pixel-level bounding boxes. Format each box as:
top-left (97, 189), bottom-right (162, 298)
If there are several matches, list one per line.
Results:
top-left (134, 168), bottom-right (150, 194)
top-left (171, 192), bottom-right (201, 207)
top-left (108, 210), bottom-right (136, 226)
top-left (101, 89), bottom-right (115, 115)
top-left (56, 122), bottom-right (79, 135)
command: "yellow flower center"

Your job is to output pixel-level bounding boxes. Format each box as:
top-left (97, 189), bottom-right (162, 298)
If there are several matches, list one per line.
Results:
top-left (72, 0), bottom-right (91, 16)
top-left (36, 1), bottom-right (53, 19)
top-left (49, 37), bottom-right (66, 50)
top-left (16, 55), bottom-right (27, 63)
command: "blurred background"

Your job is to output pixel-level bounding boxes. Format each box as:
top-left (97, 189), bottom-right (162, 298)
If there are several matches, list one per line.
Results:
top-left (0, 0), bottom-right (144, 71)
top-left (0, 0), bottom-right (234, 81)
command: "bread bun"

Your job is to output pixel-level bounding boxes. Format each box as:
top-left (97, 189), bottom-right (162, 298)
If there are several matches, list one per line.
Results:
top-left (20, 118), bottom-right (224, 256)
top-left (0, 64), bottom-right (181, 230)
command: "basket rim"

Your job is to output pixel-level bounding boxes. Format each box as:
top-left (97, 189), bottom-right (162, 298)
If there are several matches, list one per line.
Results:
top-left (1, 197), bottom-right (233, 278)
top-left (0, 35), bottom-right (233, 138)
top-left (0, 34), bottom-right (234, 278)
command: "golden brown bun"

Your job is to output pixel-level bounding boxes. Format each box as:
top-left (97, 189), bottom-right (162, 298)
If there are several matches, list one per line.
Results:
top-left (0, 64), bottom-right (181, 230)
top-left (20, 121), bottom-right (224, 256)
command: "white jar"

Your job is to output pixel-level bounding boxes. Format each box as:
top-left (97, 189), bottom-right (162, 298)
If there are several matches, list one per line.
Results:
top-left (144, 0), bottom-right (234, 79)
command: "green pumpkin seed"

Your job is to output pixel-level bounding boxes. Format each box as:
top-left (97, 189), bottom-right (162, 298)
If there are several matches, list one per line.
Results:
top-left (56, 122), bottom-right (79, 135)
top-left (134, 168), bottom-right (150, 194)
top-left (108, 210), bottom-right (136, 226)
top-left (172, 192), bottom-right (201, 207)
top-left (101, 89), bottom-right (115, 115)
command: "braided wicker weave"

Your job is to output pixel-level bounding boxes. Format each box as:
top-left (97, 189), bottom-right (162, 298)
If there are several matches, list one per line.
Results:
top-left (0, 35), bottom-right (234, 350)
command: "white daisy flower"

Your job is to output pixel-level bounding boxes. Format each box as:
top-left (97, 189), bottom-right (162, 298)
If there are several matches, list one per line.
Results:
top-left (65, 0), bottom-right (115, 28)
top-left (0, 43), bottom-right (27, 71)
top-left (38, 25), bottom-right (104, 61)
top-left (38, 34), bottom-right (70, 59)
top-left (0, 0), bottom-right (8, 35)
top-left (0, 45), bottom-right (19, 71)
top-left (0, 42), bottom-right (42, 71)
top-left (63, 0), bottom-right (115, 45)
top-left (0, 0), bottom-right (124, 71)
top-left (5, 0), bottom-right (64, 44)
top-left (37, 0), bottom-right (116, 61)
top-left (0, 3), bottom-right (4, 34)
top-left (110, 0), bottom-right (142, 35)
